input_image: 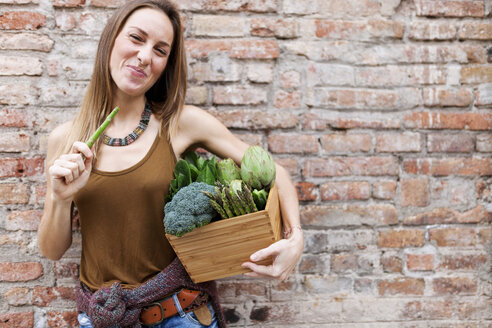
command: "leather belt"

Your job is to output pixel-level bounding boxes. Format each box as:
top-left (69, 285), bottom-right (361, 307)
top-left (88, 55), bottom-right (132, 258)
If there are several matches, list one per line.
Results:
top-left (140, 289), bottom-right (200, 325)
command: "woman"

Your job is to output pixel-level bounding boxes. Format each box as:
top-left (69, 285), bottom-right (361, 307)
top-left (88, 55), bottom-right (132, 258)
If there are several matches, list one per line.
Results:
top-left (37, 0), bottom-right (303, 327)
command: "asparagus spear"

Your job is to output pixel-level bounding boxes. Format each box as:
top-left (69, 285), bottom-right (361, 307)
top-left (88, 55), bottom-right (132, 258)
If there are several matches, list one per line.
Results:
top-left (86, 106), bottom-right (120, 148)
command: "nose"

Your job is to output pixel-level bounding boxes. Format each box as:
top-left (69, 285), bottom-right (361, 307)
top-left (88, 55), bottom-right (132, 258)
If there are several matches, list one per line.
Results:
top-left (137, 45), bottom-right (152, 66)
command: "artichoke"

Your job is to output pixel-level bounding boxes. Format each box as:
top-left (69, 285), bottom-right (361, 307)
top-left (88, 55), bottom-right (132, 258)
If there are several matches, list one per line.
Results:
top-left (240, 146), bottom-right (276, 190)
top-left (217, 158), bottom-right (241, 186)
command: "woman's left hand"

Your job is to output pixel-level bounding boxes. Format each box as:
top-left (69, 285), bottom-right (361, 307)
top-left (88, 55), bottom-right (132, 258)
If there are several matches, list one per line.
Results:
top-left (241, 228), bottom-right (304, 281)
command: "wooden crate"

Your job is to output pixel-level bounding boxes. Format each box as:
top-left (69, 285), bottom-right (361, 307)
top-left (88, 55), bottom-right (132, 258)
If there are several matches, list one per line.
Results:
top-left (166, 184), bottom-right (282, 283)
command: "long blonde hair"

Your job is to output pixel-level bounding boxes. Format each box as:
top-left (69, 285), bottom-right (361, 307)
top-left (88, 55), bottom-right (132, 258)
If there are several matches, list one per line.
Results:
top-left (54, 0), bottom-right (186, 162)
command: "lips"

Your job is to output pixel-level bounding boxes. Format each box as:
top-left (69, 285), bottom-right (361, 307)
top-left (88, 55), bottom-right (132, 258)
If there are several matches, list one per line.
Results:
top-left (127, 65), bottom-right (147, 78)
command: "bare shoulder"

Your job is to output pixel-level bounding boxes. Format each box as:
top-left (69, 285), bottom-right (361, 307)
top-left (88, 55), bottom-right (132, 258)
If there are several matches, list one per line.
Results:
top-left (46, 121), bottom-right (73, 160)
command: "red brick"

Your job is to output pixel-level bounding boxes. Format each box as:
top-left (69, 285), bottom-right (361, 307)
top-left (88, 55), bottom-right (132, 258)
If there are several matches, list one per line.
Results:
top-left (356, 65), bottom-right (446, 86)
top-left (0, 32), bottom-right (54, 52)
top-left (54, 262), bottom-right (79, 280)
top-left (423, 88), bottom-right (472, 107)
top-left (378, 230), bottom-right (425, 248)
top-left (461, 66), bottom-right (492, 83)
top-left (403, 158), bottom-right (492, 176)
top-left (213, 86), bottom-right (267, 105)
top-left (376, 132), bottom-right (422, 152)
top-left (404, 112), bottom-right (492, 130)
top-left (321, 134), bottom-right (371, 153)
top-left (0, 109), bottom-right (29, 127)
top-left (302, 204), bottom-right (397, 227)
top-left (46, 311), bottom-right (78, 328)
top-left (229, 40), bottom-right (279, 58)
top-left (427, 133), bottom-right (474, 153)
top-left (295, 182), bottom-right (317, 201)
top-left (0, 183), bottom-right (29, 204)
top-left (209, 109), bottom-right (298, 130)
top-left (302, 112), bottom-right (400, 130)
top-left (0, 11), bottom-right (46, 30)
top-left (404, 206), bottom-right (490, 225)
top-left (0, 262), bottom-right (43, 282)
top-left (0, 157), bottom-right (44, 178)
top-left (303, 157), bottom-right (398, 177)
top-left (378, 278), bottom-right (425, 296)
top-left (415, 0), bottom-right (485, 17)
top-left (274, 90), bottom-right (301, 108)
top-left (185, 40), bottom-right (231, 58)
top-left (401, 178), bottom-right (429, 207)
top-left (3, 287), bottom-right (31, 306)
top-left (407, 254), bottom-right (434, 271)
top-left (52, 0), bottom-right (85, 7)
top-left (320, 181), bottom-right (370, 201)
top-left (478, 228), bottom-right (491, 245)
top-left (439, 254), bottom-right (487, 270)
top-left (459, 22), bottom-right (492, 40)
top-left (250, 18), bottom-right (298, 39)
top-left (273, 157), bottom-right (298, 176)
top-left (90, 0), bottom-right (126, 7)
top-left (268, 134), bottom-right (318, 154)
top-left (298, 254), bottom-right (328, 274)
top-left (433, 277), bottom-right (477, 295)
top-left (381, 255), bottom-right (402, 273)
top-left (429, 228), bottom-right (475, 247)
top-left (315, 19), bottom-right (404, 40)
top-left (372, 181), bottom-right (397, 200)
top-left (6, 210), bottom-right (42, 231)
top-left (32, 287), bottom-right (76, 306)
top-left (409, 21), bottom-right (457, 40)
top-left (0, 132), bottom-right (30, 152)
top-left (331, 253), bottom-right (358, 273)
top-left (0, 312), bottom-right (33, 328)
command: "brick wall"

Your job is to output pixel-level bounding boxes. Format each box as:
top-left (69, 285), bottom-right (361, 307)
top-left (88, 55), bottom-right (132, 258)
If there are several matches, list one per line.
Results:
top-left (0, 0), bottom-right (491, 327)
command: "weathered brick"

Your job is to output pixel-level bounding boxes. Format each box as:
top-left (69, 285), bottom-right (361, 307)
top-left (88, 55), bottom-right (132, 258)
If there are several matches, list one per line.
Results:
top-left (0, 108), bottom-right (30, 127)
top-left (191, 57), bottom-right (242, 82)
top-left (461, 66), bottom-right (492, 83)
top-left (427, 133), bottom-right (474, 153)
top-left (315, 19), bottom-right (404, 40)
top-left (318, 0), bottom-right (397, 17)
top-left (404, 206), bottom-right (490, 225)
top-left (423, 88), bottom-right (472, 107)
top-left (52, 0), bottom-right (85, 7)
top-left (282, 0), bottom-right (318, 15)
top-left (54, 12), bottom-right (76, 30)
top-left (403, 157), bottom-right (492, 176)
top-left (303, 157), bottom-right (398, 177)
top-left (0, 11), bottom-right (46, 30)
top-left (0, 55), bottom-right (43, 75)
top-left (213, 86), bottom-right (267, 105)
top-left (475, 83), bottom-right (492, 106)
top-left (0, 157), bottom-right (44, 178)
top-left (407, 254), bottom-right (434, 271)
top-left (306, 88), bottom-right (420, 110)
top-left (401, 178), bottom-right (430, 207)
top-left (429, 228), bottom-right (475, 247)
top-left (321, 134), bottom-right (371, 153)
top-left (0, 83), bottom-right (37, 105)
top-left (46, 311), bottom-right (78, 328)
top-left (32, 287), bottom-right (76, 307)
top-left (378, 278), bottom-right (425, 296)
top-left (54, 261), bottom-right (79, 280)
top-left (0, 183), bottom-right (29, 204)
top-left (376, 132), bottom-right (422, 153)
top-left (299, 254), bottom-right (329, 274)
top-left (0, 132), bottom-right (30, 152)
top-left (356, 65), bottom-right (446, 86)
top-left (229, 40), bottom-right (279, 58)
top-left (0, 312), bottom-right (33, 328)
top-left (372, 181), bottom-right (397, 200)
top-left (303, 112), bottom-right (400, 130)
top-left (0, 0), bottom-right (38, 3)
top-left (279, 70), bottom-right (301, 89)
top-left (185, 86), bottom-right (208, 105)
top-left (459, 22), bottom-right (492, 40)
top-left (90, 0), bottom-right (125, 7)
top-left (415, 0), bottom-right (485, 17)
top-left (307, 63), bottom-right (354, 87)
top-left (6, 210), bottom-right (42, 231)
top-left (302, 204), bottom-right (397, 227)
top-left (320, 181), bottom-right (370, 201)
top-left (404, 112), bottom-right (492, 130)
top-left (381, 255), bottom-right (402, 273)
top-left (250, 18), bottom-right (298, 39)
top-left (331, 253), bottom-right (358, 273)
top-left (3, 287), bottom-right (31, 306)
top-left (0, 262), bottom-right (43, 282)
top-left (234, 133), bottom-right (263, 147)
top-left (193, 15), bottom-right (244, 37)
top-left (478, 228), bottom-right (491, 245)
top-left (433, 277), bottom-right (477, 295)
top-left (378, 230), bottom-right (425, 248)
top-left (409, 21), bottom-right (457, 40)
top-left (274, 90), bottom-right (302, 109)
top-left (268, 134), bottom-right (318, 154)
top-left (0, 32), bottom-right (53, 51)
top-left (439, 254), bottom-right (487, 270)
top-left (295, 182), bottom-right (317, 201)
top-left (246, 62), bottom-right (273, 83)
top-left (209, 109), bottom-right (298, 130)
top-left (477, 134), bottom-right (492, 152)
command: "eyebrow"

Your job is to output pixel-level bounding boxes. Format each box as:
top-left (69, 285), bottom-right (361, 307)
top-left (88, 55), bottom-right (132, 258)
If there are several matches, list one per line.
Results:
top-left (129, 26), bottom-right (171, 48)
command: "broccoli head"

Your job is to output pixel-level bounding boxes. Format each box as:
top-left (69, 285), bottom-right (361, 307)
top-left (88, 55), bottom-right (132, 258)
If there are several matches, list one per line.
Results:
top-left (164, 182), bottom-right (217, 237)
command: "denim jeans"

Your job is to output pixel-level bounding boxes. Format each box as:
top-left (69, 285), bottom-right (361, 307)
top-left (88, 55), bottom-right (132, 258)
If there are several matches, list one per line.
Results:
top-left (78, 292), bottom-right (218, 328)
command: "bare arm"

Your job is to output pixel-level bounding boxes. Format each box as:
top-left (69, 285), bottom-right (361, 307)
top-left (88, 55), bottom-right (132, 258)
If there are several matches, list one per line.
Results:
top-left (38, 123), bottom-right (93, 260)
top-left (173, 106), bottom-right (303, 280)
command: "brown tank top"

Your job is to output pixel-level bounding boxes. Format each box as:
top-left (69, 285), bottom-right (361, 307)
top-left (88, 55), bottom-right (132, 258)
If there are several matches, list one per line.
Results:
top-left (74, 132), bottom-right (177, 291)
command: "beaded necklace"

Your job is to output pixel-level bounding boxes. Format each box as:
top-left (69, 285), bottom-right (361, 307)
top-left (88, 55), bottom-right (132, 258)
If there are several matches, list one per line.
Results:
top-left (102, 102), bottom-right (152, 146)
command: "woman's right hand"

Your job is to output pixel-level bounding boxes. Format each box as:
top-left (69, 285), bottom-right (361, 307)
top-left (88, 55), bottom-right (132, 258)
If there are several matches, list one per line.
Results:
top-left (48, 141), bottom-right (93, 202)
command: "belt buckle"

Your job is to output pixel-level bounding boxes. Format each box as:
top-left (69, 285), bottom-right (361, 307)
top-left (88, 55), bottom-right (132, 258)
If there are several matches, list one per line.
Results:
top-left (143, 301), bottom-right (165, 325)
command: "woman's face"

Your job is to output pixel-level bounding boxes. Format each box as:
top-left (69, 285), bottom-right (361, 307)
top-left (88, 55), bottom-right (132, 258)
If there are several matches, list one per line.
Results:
top-left (109, 7), bottom-right (174, 97)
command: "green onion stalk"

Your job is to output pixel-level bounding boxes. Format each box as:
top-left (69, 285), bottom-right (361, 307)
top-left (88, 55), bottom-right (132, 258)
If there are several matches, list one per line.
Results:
top-left (86, 106), bottom-right (120, 148)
